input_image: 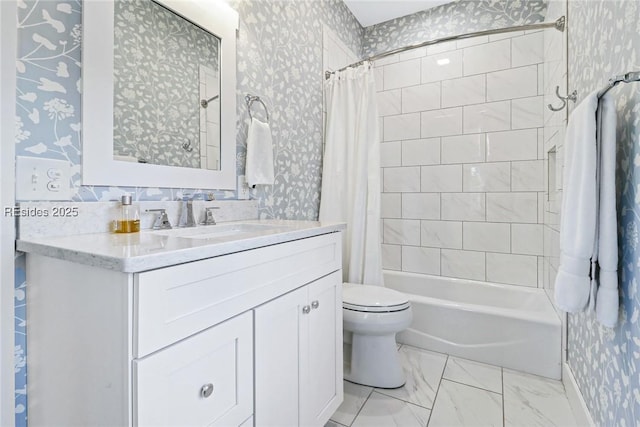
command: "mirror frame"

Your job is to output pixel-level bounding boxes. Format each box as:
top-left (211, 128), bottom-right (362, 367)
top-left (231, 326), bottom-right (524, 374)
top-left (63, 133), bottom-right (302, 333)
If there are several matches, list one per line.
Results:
top-left (82, 0), bottom-right (238, 189)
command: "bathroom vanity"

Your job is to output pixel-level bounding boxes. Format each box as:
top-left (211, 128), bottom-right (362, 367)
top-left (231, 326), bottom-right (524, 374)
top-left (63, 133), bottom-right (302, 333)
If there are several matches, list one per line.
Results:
top-left (17, 220), bottom-right (344, 427)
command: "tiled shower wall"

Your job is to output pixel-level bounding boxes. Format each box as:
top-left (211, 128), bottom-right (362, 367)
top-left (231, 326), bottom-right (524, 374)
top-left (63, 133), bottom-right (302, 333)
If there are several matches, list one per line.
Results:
top-left (377, 31), bottom-right (546, 287)
top-left (541, 1), bottom-right (567, 300)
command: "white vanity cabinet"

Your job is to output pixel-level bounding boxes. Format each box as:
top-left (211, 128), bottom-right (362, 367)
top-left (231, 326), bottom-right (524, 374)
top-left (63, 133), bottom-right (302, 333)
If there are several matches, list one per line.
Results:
top-left (24, 231), bottom-right (343, 427)
top-left (254, 271), bottom-right (343, 426)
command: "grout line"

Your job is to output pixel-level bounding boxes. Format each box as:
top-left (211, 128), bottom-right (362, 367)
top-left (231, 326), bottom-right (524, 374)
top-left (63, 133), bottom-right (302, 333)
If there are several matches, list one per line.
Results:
top-left (426, 353), bottom-right (449, 426)
top-left (371, 389), bottom-right (435, 414)
top-left (440, 378), bottom-right (503, 396)
top-left (348, 385), bottom-right (375, 427)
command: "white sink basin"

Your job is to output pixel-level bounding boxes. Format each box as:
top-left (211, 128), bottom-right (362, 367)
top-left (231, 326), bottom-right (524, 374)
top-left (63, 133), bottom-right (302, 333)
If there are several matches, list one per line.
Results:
top-left (150, 222), bottom-right (295, 240)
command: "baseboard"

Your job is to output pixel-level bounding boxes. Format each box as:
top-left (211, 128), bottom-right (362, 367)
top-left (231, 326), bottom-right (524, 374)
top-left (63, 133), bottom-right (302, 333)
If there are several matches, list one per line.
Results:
top-left (563, 362), bottom-right (595, 427)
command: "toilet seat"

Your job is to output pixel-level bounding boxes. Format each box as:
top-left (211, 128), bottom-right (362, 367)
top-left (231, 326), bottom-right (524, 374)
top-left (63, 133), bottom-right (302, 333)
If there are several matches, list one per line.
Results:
top-left (343, 283), bottom-right (410, 313)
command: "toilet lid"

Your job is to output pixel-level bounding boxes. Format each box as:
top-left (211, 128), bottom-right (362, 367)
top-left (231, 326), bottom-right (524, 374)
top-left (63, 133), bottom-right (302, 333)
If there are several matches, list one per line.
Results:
top-left (342, 283), bottom-right (410, 313)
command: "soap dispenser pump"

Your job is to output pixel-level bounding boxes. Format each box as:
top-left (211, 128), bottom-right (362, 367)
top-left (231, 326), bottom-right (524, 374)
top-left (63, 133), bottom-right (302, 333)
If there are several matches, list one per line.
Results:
top-left (113, 194), bottom-right (140, 233)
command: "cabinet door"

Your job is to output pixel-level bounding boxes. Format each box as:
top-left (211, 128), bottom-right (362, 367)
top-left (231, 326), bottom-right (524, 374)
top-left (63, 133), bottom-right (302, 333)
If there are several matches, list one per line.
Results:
top-left (134, 312), bottom-right (253, 427)
top-left (300, 272), bottom-right (343, 426)
top-left (254, 286), bottom-right (307, 427)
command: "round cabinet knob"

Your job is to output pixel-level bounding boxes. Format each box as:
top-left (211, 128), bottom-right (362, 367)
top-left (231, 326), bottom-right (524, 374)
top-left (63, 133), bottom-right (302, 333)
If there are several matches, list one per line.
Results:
top-left (200, 383), bottom-right (214, 398)
top-left (311, 300), bottom-right (319, 309)
top-left (302, 305), bottom-right (311, 314)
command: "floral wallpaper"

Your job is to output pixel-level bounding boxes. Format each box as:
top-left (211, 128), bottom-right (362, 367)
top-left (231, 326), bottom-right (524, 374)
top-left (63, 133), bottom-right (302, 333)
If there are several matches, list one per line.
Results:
top-left (565, 1), bottom-right (640, 426)
top-left (14, 254), bottom-right (26, 425)
top-left (230, 0), bottom-right (363, 220)
top-left (15, 0), bottom-right (203, 203)
top-left (113, 0), bottom-right (219, 168)
top-left (362, 0), bottom-right (547, 57)
top-left (568, 0), bottom-right (640, 426)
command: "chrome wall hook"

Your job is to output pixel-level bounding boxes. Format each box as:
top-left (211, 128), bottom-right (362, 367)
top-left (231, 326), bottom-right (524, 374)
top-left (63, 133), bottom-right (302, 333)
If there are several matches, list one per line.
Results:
top-left (182, 138), bottom-right (194, 152)
top-left (548, 86), bottom-right (578, 112)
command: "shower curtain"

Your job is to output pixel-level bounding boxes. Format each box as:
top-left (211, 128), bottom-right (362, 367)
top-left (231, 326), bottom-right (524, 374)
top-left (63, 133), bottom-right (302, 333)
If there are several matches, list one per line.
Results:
top-left (319, 63), bottom-right (383, 285)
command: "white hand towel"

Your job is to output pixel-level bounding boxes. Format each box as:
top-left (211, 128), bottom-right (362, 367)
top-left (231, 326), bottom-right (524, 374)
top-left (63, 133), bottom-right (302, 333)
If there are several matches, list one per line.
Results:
top-left (554, 90), bottom-right (599, 312)
top-left (595, 93), bottom-right (619, 327)
top-left (245, 117), bottom-right (275, 186)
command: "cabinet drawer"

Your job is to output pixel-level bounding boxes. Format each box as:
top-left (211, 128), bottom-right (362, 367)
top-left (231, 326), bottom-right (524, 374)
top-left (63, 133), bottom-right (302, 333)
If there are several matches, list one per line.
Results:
top-left (134, 232), bottom-right (341, 357)
top-left (133, 311), bottom-right (253, 427)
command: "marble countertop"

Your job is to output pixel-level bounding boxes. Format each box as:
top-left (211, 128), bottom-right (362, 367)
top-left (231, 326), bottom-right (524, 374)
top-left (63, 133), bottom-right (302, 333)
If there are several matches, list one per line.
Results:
top-left (17, 220), bottom-right (345, 273)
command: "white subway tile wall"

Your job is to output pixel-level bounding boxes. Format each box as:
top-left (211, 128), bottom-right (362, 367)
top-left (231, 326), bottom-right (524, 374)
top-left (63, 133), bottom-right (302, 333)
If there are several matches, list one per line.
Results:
top-left (384, 59), bottom-right (422, 90)
top-left (512, 96), bottom-right (544, 129)
top-left (402, 246), bottom-right (441, 275)
top-left (401, 138), bottom-right (440, 166)
top-left (402, 83), bottom-right (441, 113)
top-left (441, 134), bottom-right (486, 164)
top-left (486, 65), bottom-right (539, 101)
top-left (377, 32), bottom-right (545, 287)
top-left (384, 113), bottom-right (422, 140)
top-left (541, 13), bottom-right (567, 300)
top-left (463, 101), bottom-right (511, 134)
top-left (422, 50), bottom-right (463, 83)
top-left (442, 74), bottom-right (486, 107)
top-left (421, 220), bottom-right (463, 249)
top-left (421, 107), bottom-right (463, 137)
top-left (380, 141), bottom-right (401, 167)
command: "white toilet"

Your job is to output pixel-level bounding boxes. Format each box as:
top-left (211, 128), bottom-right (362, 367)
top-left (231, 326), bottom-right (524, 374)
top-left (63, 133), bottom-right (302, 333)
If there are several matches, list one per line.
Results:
top-left (342, 283), bottom-right (413, 388)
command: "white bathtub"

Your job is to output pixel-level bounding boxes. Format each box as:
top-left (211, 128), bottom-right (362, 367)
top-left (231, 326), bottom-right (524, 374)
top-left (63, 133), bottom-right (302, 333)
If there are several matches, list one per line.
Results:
top-left (384, 270), bottom-right (562, 380)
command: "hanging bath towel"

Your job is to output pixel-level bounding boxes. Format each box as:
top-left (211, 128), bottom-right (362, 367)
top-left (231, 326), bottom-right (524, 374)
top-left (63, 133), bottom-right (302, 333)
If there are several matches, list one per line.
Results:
top-left (246, 117), bottom-right (275, 186)
top-left (594, 93), bottom-right (619, 327)
top-left (554, 90), bottom-right (620, 327)
top-left (554, 90), bottom-right (599, 313)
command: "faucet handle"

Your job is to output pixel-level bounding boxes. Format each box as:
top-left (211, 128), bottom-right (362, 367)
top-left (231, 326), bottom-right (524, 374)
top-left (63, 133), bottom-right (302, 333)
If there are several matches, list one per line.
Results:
top-left (201, 207), bottom-right (220, 225)
top-left (146, 209), bottom-right (172, 230)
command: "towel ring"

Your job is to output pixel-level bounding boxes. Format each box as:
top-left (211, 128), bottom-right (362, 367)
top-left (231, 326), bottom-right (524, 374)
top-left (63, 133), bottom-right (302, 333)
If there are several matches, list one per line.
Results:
top-left (245, 94), bottom-right (270, 122)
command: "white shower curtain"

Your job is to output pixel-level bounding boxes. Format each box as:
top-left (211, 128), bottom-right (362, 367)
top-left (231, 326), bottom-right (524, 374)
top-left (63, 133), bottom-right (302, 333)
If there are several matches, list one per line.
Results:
top-left (319, 63), bottom-right (383, 285)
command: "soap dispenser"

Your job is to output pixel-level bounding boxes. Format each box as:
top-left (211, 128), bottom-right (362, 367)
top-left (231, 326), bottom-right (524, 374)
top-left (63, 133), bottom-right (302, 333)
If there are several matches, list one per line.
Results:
top-left (113, 194), bottom-right (140, 233)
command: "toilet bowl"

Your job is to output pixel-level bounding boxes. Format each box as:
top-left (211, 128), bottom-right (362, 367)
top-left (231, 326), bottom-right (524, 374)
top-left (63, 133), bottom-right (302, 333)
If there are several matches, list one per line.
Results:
top-left (342, 283), bottom-right (412, 389)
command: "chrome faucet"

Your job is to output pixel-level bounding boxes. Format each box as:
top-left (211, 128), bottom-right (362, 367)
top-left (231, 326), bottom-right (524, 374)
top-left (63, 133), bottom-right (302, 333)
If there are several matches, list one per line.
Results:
top-left (146, 209), bottom-right (172, 230)
top-left (201, 207), bottom-right (220, 225)
top-left (178, 195), bottom-right (197, 228)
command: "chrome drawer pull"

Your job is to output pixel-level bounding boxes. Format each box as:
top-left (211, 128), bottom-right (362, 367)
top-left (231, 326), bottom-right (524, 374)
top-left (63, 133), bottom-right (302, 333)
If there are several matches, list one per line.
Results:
top-left (311, 300), bottom-right (319, 309)
top-left (200, 383), bottom-right (214, 398)
top-left (302, 305), bottom-right (311, 314)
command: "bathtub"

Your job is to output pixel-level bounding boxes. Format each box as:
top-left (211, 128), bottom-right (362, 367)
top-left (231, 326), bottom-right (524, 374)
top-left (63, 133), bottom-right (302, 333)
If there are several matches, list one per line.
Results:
top-left (384, 270), bottom-right (562, 380)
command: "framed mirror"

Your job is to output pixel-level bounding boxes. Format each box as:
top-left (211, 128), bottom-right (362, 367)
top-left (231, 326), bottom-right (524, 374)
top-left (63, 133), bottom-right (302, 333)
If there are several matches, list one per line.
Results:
top-left (82, 0), bottom-right (238, 189)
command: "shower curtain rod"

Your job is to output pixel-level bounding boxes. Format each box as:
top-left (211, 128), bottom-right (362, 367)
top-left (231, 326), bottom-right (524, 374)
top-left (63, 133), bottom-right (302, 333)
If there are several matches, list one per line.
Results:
top-left (325, 16), bottom-right (566, 79)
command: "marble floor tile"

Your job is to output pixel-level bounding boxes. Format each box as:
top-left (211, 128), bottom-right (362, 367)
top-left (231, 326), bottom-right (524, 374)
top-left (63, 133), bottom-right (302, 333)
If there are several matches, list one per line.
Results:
top-left (375, 345), bottom-right (448, 409)
top-left (428, 379), bottom-right (503, 427)
top-left (351, 391), bottom-right (431, 427)
top-left (443, 356), bottom-right (503, 393)
top-left (503, 369), bottom-right (577, 427)
top-left (330, 381), bottom-right (373, 426)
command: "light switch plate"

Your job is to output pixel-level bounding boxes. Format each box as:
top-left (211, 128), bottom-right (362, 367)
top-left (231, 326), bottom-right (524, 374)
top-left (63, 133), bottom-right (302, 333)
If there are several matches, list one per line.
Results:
top-left (16, 156), bottom-right (71, 201)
